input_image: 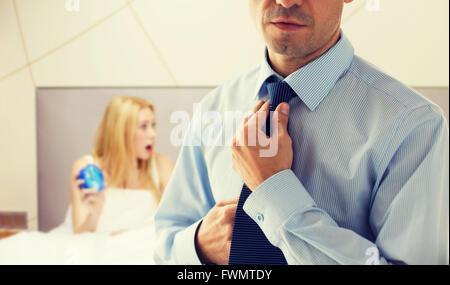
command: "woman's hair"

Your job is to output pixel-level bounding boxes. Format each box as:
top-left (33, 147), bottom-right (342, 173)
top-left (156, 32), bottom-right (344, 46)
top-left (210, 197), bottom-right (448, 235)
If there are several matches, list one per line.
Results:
top-left (92, 96), bottom-right (160, 201)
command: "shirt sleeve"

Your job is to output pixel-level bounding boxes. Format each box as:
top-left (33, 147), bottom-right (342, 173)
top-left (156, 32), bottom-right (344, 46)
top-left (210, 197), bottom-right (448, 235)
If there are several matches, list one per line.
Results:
top-left (243, 104), bottom-right (449, 265)
top-left (153, 104), bottom-right (215, 265)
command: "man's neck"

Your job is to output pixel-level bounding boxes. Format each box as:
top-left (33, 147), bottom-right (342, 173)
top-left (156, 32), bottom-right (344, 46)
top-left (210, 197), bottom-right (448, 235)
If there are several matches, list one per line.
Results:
top-left (268, 30), bottom-right (341, 78)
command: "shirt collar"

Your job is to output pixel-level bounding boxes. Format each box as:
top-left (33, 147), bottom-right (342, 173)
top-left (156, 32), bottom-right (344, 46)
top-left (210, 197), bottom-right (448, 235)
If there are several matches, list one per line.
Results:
top-left (254, 29), bottom-right (354, 111)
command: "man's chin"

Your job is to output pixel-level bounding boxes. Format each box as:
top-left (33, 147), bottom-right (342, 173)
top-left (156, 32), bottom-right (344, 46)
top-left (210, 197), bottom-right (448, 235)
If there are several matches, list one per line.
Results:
top-left (265, 33), bottom-right (310, 52)
top-left (268, 41), bottom-right (311, 58)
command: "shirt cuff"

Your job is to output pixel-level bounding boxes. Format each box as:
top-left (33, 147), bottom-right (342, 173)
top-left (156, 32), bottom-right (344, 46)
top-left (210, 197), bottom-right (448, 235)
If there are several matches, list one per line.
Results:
top-left (243, 169), bottom-right (316, 246)
top-left (172, 219), bottom-right (203, 265)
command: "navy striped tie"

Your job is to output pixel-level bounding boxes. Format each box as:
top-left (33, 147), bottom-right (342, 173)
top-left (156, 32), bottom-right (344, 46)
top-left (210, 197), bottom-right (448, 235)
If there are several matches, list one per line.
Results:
top-left (229, 81), bottom-right (296, 265)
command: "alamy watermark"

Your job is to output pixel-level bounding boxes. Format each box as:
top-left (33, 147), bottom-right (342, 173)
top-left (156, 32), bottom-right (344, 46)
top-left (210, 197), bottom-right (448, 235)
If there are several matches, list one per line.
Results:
top-left (365, 0), bottom-right (381, 12)
top-left (66, 0), bottom-right (80, 12)
top-left (65, 247), bottom-right (80, 265)
top-left (169, 103), bottom-right (281, 157)
top-left (365, 246), bottom-right (381, 265)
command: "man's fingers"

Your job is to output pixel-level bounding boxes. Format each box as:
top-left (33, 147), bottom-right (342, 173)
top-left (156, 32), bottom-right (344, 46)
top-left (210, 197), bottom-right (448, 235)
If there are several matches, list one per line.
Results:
top-left (225, 203), bottom-right (238, 213)
top-left (247, 100), bottom-right (270, 130)
top-left (274, 102), bottom-right (290, 135)
top-left (243, 100), bottom-right (265, 125)
top-left (243, 113), bottom-right (251, 125)
top-left (237, 100), bottom-right (270, 147)
top-left (252, 100), bottom-right (265, 113)
top-left (218, 198), bottom-right (238, 224)
top-left (257, 100), bottom-right (270, 116)
top-left (223, 203), bottom-right (238, 223)
top-left (216, 197), bottom-right (239, 207)
top-left (247, 100), bottom-right (270, 122)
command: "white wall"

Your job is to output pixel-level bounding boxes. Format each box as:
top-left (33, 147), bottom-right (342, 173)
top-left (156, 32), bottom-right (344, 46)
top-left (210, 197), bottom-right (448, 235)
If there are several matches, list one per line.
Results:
top-left (0, 0), bottom-right (448, 230)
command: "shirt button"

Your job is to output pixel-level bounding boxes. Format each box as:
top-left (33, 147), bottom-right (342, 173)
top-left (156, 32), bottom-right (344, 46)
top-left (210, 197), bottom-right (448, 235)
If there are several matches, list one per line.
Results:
top-left (257, 214), bottom-right (264, 222)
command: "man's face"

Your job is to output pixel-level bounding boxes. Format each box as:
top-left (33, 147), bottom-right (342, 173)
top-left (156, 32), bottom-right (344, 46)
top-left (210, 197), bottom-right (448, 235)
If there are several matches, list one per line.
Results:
top-left (249, 0), bottom-right (352, 58)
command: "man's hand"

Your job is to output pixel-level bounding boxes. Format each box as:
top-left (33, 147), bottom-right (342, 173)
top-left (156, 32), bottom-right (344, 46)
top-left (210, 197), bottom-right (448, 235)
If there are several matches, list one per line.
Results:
top-left (231, 99), bottom-right (293, 191)
top-left (195, 197), bottom-right (239, 265)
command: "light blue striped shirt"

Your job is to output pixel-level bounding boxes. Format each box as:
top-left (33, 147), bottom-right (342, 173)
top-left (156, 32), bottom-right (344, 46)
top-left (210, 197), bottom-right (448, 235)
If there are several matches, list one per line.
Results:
top-left (154, 30), bottom-right (449, 265)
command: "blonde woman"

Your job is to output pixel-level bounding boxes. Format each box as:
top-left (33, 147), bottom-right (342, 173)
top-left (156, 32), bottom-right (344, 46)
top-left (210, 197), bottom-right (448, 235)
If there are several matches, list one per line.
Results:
top-left (70, 96), bottom-right (174, 236)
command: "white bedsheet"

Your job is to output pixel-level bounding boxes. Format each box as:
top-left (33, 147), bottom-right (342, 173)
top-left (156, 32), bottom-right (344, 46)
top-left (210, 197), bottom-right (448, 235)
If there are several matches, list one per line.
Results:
top-left (0, 188), bottom-right (158, 265)
top-left (0, 226), bottom-right (156, 265)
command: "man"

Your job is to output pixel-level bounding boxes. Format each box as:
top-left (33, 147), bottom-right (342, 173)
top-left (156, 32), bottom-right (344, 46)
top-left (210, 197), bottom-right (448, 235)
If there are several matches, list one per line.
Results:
top-left (154, 0), bottom-right (449, 265)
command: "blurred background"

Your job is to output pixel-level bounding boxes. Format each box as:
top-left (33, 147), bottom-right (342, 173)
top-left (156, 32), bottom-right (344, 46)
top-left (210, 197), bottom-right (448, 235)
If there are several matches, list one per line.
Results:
top-left (0, 0), bottom-right (448, 231)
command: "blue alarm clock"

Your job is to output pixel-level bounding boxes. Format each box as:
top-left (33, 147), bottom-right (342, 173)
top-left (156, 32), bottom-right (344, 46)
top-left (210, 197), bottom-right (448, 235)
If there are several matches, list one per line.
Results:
top-left (77, 164), bottom-right (105, 191)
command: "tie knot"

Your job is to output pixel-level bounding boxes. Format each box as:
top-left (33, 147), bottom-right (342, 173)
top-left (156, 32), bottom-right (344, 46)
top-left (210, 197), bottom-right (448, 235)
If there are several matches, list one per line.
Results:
top-left (266, 81), bottom-right (297, 111)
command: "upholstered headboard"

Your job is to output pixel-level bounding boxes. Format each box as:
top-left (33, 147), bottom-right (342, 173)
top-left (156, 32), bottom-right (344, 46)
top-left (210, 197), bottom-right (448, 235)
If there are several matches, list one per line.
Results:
top-left (36, 87), bottom-right (448, 232)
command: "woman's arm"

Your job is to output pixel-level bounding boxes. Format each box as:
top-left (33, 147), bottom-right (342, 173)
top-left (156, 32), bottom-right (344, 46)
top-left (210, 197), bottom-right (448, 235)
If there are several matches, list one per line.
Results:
top-left (70, 157), bottom-right (104, 234)
top-left (155, 153), bottom-right (174, 194)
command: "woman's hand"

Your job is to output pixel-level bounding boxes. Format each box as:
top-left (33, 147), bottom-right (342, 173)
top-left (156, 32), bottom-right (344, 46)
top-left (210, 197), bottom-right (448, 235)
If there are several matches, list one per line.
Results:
top-left (73, 178), bottom-right (105, 219)
top-left (71, 157), bottom-right (107, 234)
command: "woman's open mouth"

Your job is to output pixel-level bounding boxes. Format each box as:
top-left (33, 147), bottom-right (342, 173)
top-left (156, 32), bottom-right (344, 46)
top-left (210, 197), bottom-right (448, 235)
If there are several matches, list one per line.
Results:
top-left (146, 144), bottom-right (153, 153)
